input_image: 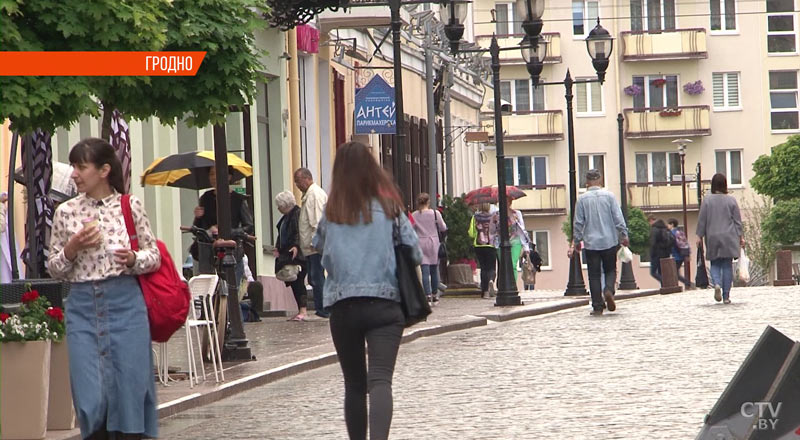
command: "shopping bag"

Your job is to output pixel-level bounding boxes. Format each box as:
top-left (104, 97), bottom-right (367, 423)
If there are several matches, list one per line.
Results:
top-left (737, 248), bottom-right (750, 283)
top-left (617, 246), bottom-right (633, 264)
top-left (695, 244), bottom-right (710, 288)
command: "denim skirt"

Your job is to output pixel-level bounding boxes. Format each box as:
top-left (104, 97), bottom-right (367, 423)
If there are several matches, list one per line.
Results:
top-left (66, 275), bottom-right (158, 438)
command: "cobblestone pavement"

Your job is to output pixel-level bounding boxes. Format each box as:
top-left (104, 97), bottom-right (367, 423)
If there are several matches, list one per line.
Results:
top-left (159, 285), bottom-right (800, 439)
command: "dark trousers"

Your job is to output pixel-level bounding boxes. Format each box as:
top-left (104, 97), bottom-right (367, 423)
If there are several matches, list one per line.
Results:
top-left (330, 298), bottom-right (405, 440)
top-left (288, 266), bottom-right (308, 309)
top-left (585, 246), bottom-right (618, 310)
top-left (675, 259), bottom-right (690, 286)
top-left (474, 246), bottom-right (497, 293)
top-left (649, 253), bottom-right (662, 282)
top-left (307, 253), bottom-right (327, 316)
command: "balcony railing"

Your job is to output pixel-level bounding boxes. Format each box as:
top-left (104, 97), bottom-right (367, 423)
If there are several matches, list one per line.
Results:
top-left (513, 184), bottom-right (567, 214)
top-left (628, 180), bottom-right (750, 211)
top-left (474, 32), bottom-right (561, 64)
top-left (623, 105), bottom-right (711, 139)
top-left (621, 28), bottom-right (707, 61)
top-left (482, 110), bottom-right (564, 141)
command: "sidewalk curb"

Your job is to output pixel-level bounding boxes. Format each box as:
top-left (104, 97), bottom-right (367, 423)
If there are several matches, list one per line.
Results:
top-left (476, 288), bottom-right (661, 322)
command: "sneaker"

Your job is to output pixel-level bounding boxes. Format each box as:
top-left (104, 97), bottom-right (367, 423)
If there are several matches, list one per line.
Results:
top-left (432, 293), bottom-right (440, 306)
top-left (589, 308), bottom-right (604, 316)
top-left (723, 298), bottom-right (731, 305)
top-left (603, 287), bottom-right (616, 312)
top-left (488, 281), bottom-right (497, 297)
top-left (482, 292), bottom-right (490, 299)
top-left (713, 285), bottom-right (722, 302)
top-left (438, 282), bottom-right (448, 292)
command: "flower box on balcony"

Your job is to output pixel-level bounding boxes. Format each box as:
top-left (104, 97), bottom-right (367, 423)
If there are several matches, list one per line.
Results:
top-left (659, 109), bottom-right (682, 117)
top-left (652, 78), bottom-right (667, 87)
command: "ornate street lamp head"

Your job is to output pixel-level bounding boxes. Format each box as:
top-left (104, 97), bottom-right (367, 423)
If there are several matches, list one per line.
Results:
top-left (442, 0), bottom-right (469, 53)
top-left (516, 0), bottom-right (544, 38)
top-left (521, 35), bottom-right (547, 87)
top-left (585, 18), bottom-right (613, 84)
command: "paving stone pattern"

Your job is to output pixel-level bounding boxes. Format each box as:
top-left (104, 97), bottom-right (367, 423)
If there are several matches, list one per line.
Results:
top-left (160, 286), bottom-right (800, 439)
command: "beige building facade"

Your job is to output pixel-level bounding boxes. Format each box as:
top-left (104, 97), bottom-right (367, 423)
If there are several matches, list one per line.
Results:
top-left (472, 0), bottom-right (800, 290)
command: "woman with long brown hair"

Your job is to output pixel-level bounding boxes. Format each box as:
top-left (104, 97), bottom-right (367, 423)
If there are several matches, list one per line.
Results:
top-left (312, 141), bottom-right (421, 440)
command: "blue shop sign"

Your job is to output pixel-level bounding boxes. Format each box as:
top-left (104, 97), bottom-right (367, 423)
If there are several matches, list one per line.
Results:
top-left (354, 75), bottom-right (396, 134)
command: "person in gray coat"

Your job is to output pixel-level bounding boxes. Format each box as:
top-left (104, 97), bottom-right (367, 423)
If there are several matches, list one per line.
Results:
top-left (695, 173), bottom-right (743, 304)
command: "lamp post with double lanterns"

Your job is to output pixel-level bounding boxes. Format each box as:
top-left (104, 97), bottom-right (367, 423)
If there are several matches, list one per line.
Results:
top-left (444, 0), bottom-right (612, 302)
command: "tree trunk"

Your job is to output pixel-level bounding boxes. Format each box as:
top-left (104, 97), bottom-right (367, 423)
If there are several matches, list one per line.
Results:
top-left (100, 101), bottom-right (113, 140)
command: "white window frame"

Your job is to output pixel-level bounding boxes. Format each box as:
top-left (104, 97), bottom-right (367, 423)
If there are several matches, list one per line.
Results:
top-left (712, 72), bottom-right (742, 111)
top-left (631, 0), bottom-right (677, 32)
top-left (572, 0), bottom-right (599, 38)
top-left (769, 70), bottom-right (800, 133)
top-left (575, 78), bottom-right (604, 117)
top-left (633, 74), bottom-right (680, 109)
top-left (504, 155), bottom-right (549, 186)
top-left (635, 152), bottom-right (682, 183)
top-left (715, 149), bottom-right (744, 188)
top-left (767, 0), bottom-right (798, 55)
top-left (494, 2), bottom-right (521, 36)
top-left (500, 79), bottom-right (546, 112)
top-left (578, 153), bottom-right (606, 192)
top-left (528, 230), bottom-right (552, 270)
top-left (710, 0), bottom-right (738, 34)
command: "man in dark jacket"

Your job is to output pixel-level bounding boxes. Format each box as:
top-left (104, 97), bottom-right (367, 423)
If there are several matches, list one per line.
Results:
top-left (648, 216), bottom-right (675, 283)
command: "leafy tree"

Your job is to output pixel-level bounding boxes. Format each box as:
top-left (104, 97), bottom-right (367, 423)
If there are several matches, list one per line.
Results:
top-left (440, 195), bottom-right (475, 264)
top-left (1, 0), bottom-right (269, 136)
top-left (750, 135), bottom-right (800, 201)
top-left (751, 135), bottom-right (800, 245)
top-left (741, 195), bottom-right (778, 285)
top-left (762, 199), bottom-right (800, 246)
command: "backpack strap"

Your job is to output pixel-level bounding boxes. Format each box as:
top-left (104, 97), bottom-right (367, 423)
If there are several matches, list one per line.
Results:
top-left (120, 194), bottom-right (140, 251)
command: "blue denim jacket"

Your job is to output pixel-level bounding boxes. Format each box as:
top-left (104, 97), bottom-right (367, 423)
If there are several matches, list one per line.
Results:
top-left (312, 200), bottom-right (422, 308)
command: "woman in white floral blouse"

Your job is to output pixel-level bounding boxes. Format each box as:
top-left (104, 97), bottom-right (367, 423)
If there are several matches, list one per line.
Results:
top-left (47, 138), bottom-right (160, 440)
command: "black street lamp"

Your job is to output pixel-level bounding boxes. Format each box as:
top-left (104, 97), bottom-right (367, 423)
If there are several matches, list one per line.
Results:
top-left (674, 138), bottom-right (693, 287)
top-left (443, 0), bottom-right (542, 306)
top-left (525, 17), bottom-right (613, 296)
top-left (617, 113), bottom-right (638, 290)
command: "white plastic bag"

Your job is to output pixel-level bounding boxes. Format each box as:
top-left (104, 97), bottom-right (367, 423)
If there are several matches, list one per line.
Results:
top-left (737, 248), bottom-right (750, 283)
top-left (617, 245), bottom-right (633, 264)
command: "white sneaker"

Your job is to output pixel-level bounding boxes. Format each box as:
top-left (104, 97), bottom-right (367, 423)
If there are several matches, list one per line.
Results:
top-left (713, 285), bottom-right (722, 302)
top-left (488, 280), bottom-right (497, 297)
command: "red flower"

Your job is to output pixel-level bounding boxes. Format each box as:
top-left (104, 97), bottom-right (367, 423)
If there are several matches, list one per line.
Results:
top-left (21, 290), bottom-right (40, 303)
top-left (0, 313), bottom-right (10, 323)
top-left (46, 307), bottom-right (64, 322)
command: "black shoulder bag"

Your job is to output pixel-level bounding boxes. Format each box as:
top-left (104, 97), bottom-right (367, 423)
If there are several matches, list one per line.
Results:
top-left (435, 210), bottom-right (448, 261)
top-left (394, 217), bottom-right (431, 327)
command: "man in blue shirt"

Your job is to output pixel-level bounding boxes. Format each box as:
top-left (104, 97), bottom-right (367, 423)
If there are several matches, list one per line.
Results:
top-left (569, 169), bottom-right (629, 316)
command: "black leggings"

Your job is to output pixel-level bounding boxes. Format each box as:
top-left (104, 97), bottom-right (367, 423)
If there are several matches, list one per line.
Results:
top-left (474, 246), bottom-right (497, 293)
top-left (288, 266), bottom-right (308, 309)
top-left (329, 297), bottom-right (405, 440)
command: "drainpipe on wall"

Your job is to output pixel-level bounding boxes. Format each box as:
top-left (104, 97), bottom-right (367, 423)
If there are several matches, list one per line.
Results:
top-left (288, 28), bottom-right (302, 200)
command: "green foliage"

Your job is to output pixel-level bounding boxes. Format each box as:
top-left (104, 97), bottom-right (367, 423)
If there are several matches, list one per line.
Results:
top-left (0, 287), bottom-right (65, 342)
top-left (741, 195), bottom-right (778, 285)
top-left (626, 207), bottom-right (650, 256)
top-left (763, 198), bottom-right (800, 246)
top-left (0, 0), bottom-right (269, 135)
top-left (440, 195), bottom-right (475, 264)
top-left (561, 206), bottom-right (649, 255)
top-left (751, 135), bottom-right (800, 201)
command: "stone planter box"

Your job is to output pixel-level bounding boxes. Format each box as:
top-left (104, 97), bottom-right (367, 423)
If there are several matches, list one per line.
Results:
top-left (47, 339), bottom-right (76, 430)
top-left (1, 340), bottom-right (52, 439)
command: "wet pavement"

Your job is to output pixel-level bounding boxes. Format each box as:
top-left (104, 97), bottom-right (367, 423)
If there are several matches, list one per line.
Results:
top-left (158, 286), bottom-right (800, 439)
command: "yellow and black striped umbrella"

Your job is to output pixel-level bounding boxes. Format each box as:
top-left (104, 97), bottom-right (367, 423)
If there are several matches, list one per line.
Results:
top-left (141, 151), bottom-right (252, 189)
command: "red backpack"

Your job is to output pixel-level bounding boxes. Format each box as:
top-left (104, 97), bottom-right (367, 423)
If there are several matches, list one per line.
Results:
top-left (121, 194), bottom-right (191, 342)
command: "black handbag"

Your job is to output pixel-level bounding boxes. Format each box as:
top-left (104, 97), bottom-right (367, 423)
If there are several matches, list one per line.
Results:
top-left (695, 243), bottom-right (710, 288)
top-left (435, 210), bottom-right (448, 261)
top-left (394, 217), bottom-right (431, 327)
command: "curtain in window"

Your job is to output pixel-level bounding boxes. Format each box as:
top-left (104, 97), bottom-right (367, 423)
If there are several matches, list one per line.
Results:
top-left (534, 157), bottom-right (547, 186)
top-left (515, 80), bottom-right (530, 111)
top-left (630, 0), bottom-right (643, 31)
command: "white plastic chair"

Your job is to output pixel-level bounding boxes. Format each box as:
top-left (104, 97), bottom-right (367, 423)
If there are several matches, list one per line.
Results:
top-left (186, 275), bottom-right (225, 387)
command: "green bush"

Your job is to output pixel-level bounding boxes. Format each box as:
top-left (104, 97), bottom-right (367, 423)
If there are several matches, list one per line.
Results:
top-left (439, 195), bottom-right (475, 264)
top-left (763, 199), bottom-right (800, 246)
